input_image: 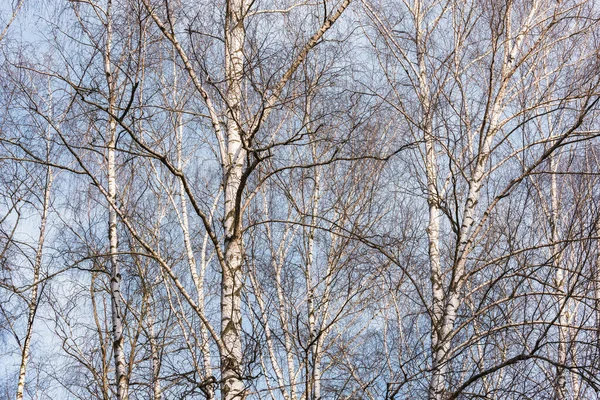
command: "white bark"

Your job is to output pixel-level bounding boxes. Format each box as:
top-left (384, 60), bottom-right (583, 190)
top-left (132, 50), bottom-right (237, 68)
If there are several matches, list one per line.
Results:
top-left (0, 0), bottom-right (24, 43)
top-left (305, 168), bottom-right (321, 400)
top-left (15, 163), bottom-right (52, 400)
top-left (90, 274), bottom-right (111, 400)
top-left (596, 209), bottom-right (600, 343)
top-left (248, 269), bottom-right (289, 400)
top-left (105, 2), bottom-right (128, 397)
top-left (175, 106), bottom-right (214, 396)
top-left (550, 155), bottom-right (568, 400)
top-left (428, 2), bottom-right (539, 396)
top-left (408, 3), bottom-right (444, 397)
top-left (148, 312), bottom-right (162, 400)
top-left (273, 223), bottom-right (298, 400)
top-left (221, 0), bottom-right (248, 398)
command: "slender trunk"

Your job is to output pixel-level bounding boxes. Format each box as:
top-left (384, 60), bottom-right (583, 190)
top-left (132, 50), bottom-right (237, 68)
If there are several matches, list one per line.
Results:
top-left (148, 312), bottom-right (162, 400)
top-left (0, 0), bottom-right (24, 42)
top-left (273, 232), bottom-right (298, 400)
top-left (429, 95), bottom-right (502, 400)
top-left (176, 113), bottom-right (213, 397)
top-left (15, 164), bottom-right (52, 400)
top-left (162, 52), bottom-right (214, 392)
top-left (305, 182), bottom-right (319, 400)
top-left (312, 226), bottom-right (338, 400)
top-left (90, 274), bottom-right (111, 400)
top-left (550, 155), bottom-right (567, 400)
top-left (594, 149), bottom-right (600, 383)
top-left (596, 215), bottom-right (600, 349)
top-left (427, 137), bottom-right (445, 400)
top-left (249, 269), bottom-right (289, 400)
top-left (108, 114), bottom-right (128, 400)
top-left (222, 0), bottom-right (247, 398)
top-left (304, 101), bottom-right (322, 400)
top-left (567, 252), bottom-right (580, 398)
top-left (105, 2), bottom-right (128, 398)
top-left (411, 4), bottom-right (444, 396)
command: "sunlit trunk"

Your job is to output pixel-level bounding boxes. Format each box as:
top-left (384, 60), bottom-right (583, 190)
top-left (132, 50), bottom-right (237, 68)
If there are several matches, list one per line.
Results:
top-left (550, 155), bottom-right (567, 400)
top-left (15, 161), bottom-right (52, 400)
top-left (105, 2), bottom-right (128, 397)
top-left (221, 0), bottom-right (247, 397)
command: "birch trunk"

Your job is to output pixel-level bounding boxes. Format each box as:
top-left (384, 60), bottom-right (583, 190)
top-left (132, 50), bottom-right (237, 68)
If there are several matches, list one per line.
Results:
top-left (108, 102), bottom-right (128, 400)
top-left (274, 230), bottom-right (298, 400)
top-left (90, 274), bottom-right (111, 400)
top-left (222, 0), bottom-right (247, 397)
top-left (596, 211), bottom-right (600, 344)
top-left (425, 107), bottom-right (444, 400)
top-left (105, 2), bottom-right (128, 397)
top-left (15, 163), bottom-right (52, 400)
top-left (305, 173), bottom-right (320, 400)
top-left (410, 3), bottom-right (444, 396)
top-left (176, 110), bottom-right (213, 396)
top-left (304, 100), bottom-right (322, 400)
top-left (550, 155), bottom-right (568, 400)
top-left (428, 2), bottom-right (532, 396)
top-left (148, 312), bottom-right (162, 400)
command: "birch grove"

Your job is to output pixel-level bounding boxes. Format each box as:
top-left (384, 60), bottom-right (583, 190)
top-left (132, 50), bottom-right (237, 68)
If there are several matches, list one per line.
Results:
top-left (2, 0), bottom-right (600, 399)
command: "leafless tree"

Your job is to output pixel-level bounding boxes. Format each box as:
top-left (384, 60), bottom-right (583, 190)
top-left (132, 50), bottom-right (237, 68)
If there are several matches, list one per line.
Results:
top-left (3, 0), bottom-right (600, 399)
top-left (363, 0), bottom-right (600, 398)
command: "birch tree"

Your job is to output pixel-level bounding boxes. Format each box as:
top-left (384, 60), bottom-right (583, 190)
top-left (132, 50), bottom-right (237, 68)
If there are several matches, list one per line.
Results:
top-left (0, 71), bottom-right (55, 399)
top-left (125, 0), bottom-right (355, 398)
top-left (363, 0), bottom-right (600, 397)
top-left (5, 0), bottom-right (600, 399)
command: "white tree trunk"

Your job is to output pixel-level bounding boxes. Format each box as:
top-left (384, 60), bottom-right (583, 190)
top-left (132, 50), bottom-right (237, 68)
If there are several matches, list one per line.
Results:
top-left (108, 117), bottom-right (128, 400)
top-left (221, 0), bottom-right (247, 398)
top-left (272, 225), bottom-right (298, 400)
top-left (15, 164), bottom-right (52, 400)
top-left (428, 3), bottom-right (533, 396)
top-left (550, 155), bottom-right (568, 400)
top-left (176, 111), bottom-right (214, 396)
top-left (105, 2), bottom-right (128, 397)
top-left (410, 6), bottom-right (444, 396)
top-left (305, 172), bottom-right (320, 400)
top-left (148, 312), bottom-right (162, 400)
